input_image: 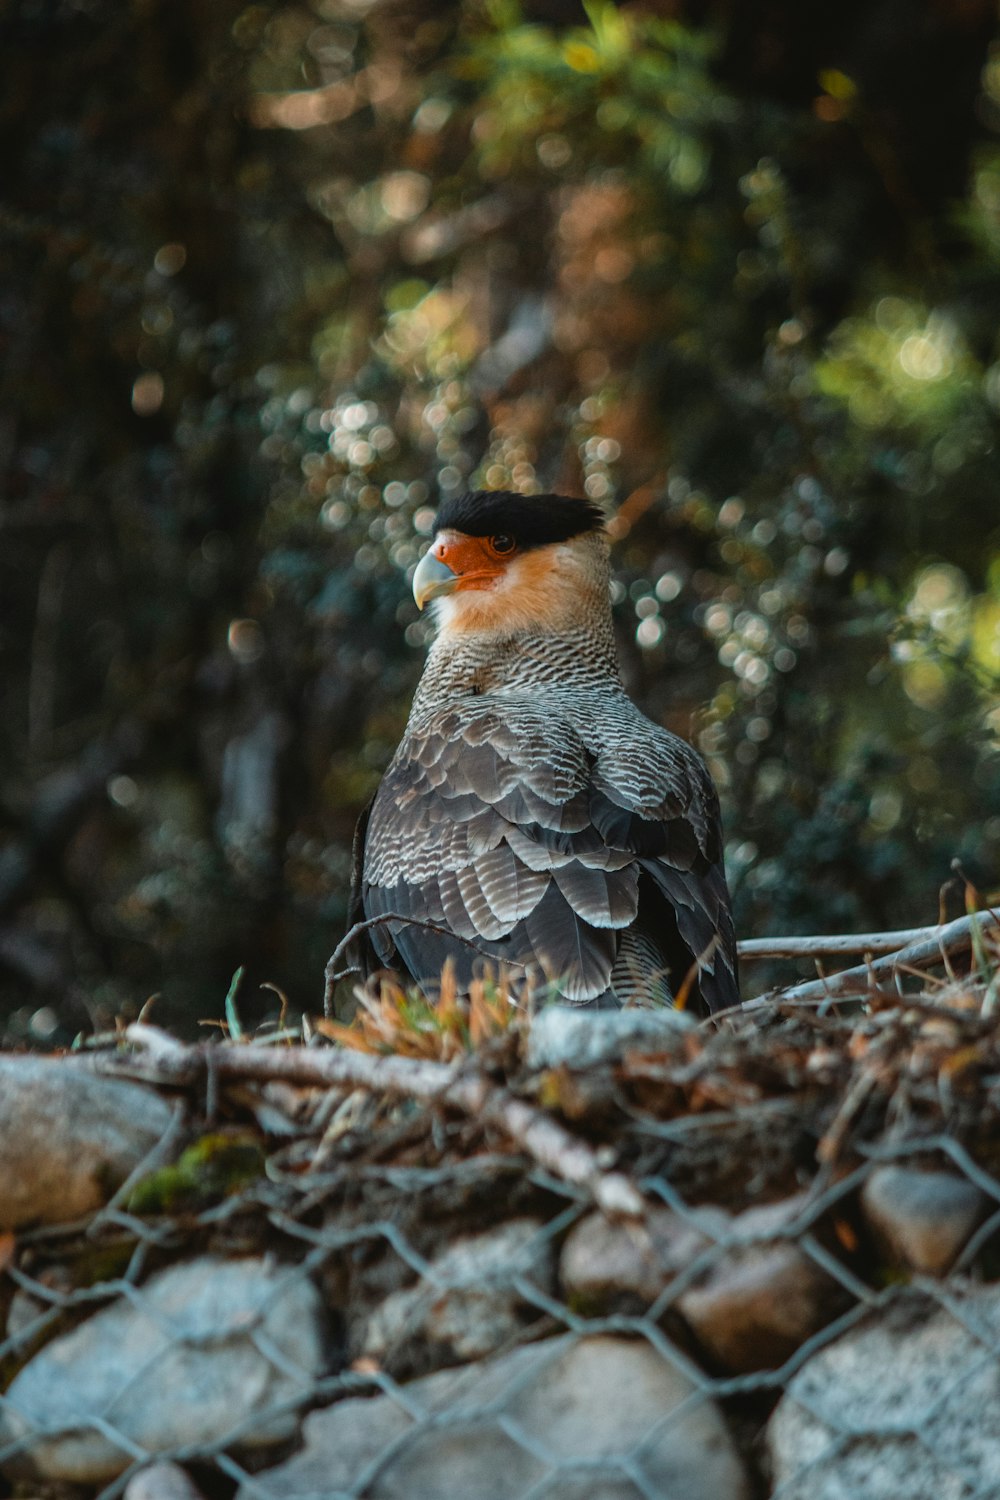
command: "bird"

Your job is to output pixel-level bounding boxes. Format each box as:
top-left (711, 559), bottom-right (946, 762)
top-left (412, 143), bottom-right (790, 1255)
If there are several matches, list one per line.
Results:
top-left (346, 490), bottom-right (739, 1014)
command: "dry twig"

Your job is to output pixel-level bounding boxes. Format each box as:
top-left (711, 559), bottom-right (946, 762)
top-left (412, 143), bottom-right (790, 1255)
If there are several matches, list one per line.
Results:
top-left (324, 913), bottom-right (526, 1014)
top-left (761, 911), bottom-right (999, 1007)
top-left (737, 924), bottom-right (964, 960)
top-left (97, 1025), bottom-right (644, 1219)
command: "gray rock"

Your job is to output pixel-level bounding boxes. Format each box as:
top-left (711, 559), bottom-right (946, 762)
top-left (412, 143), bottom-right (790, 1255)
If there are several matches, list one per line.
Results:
top-left (767, 1285), bottom-right (1000, 1500)
top-left (0, 1056), bottom-right (177, 1229)
top-left (860, 1165), bottom-right (987, 1275)
top-left (124, 1462), bottom-right (208, 1500)
top-left (360, 1217), bottom-right (554, 1364)
top-left (240, 1333), bottom-right (749, 1500)
top-left (560, 1205), bottom-right (729, 1309)
top-left (559, 1197), bottom-right (841, 1368)
top-left (675, 1195), bottom-right (841, 1373)
top-left (526, 1007), bottom-right (693, 1071)
top-left (0, 1256), bottom-right (326, 1484)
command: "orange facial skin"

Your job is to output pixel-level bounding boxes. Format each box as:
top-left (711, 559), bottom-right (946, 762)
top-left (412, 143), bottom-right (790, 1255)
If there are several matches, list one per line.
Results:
top-left (422, 527), bottom-right (611, 639)
top-left (431, 530), bottom-right (515, 589)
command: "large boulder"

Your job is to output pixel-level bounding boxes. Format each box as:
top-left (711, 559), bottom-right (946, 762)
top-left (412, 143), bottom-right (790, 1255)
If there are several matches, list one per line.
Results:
top-left (675, 1195), bottom-right (843, 1374)
top-left (767, 1285), bottom-right (1000, 1498)
top-left (562, 1194), bottom-right (843, 1373)
top-left (0, 1256), bottom-right (327, 1484)
top-left (0, 1056), bottom-right (177, 1228)
top-left (240, 1332), bottom-right (750, 1500)
top-left (860, 1165), bottom-right (987, 1275)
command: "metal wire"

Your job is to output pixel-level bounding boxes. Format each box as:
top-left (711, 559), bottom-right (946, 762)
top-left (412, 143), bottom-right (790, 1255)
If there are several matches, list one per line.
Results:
top-left (2, 1043), bottom-right (1000, 1500)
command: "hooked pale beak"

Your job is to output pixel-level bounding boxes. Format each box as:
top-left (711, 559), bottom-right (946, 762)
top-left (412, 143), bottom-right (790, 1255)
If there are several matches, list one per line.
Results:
top-left (412, 549), bottom-right (460, 610)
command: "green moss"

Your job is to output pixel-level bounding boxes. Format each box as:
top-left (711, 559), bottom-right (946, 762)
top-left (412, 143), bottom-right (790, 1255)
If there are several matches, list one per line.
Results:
top-left (127, 1132), bottom-right (264, 1216)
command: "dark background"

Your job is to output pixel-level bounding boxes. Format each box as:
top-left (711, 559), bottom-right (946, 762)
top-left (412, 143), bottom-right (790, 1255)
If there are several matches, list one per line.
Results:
top-left (2, 0), bottom-right (999, 1041)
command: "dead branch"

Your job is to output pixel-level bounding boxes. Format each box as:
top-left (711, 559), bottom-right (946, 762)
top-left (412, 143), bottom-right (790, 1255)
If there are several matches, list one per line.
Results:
top-left (737, 924), bottom-right (953, 960)
top-left (331, 914), bottom-right (996, 1010)
top-left (324, 913), bottom-right (526, 1015)
top-left (762, 911), bottom-right (999, 1007)
top-left (98, 1025), bottom-right (644, 1219)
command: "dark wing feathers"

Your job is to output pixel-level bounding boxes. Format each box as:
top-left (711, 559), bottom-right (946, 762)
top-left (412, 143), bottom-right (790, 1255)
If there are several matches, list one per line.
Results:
top-left (354, 694), bottom-right (738, 1011)
top-left (590, 791), bottom-right (703, 867)
top-left (553, 862), bottom-right (639, 928)
top-left (474, 842), bottom-right (550, 924)
top-left (523, 882), bottom-right (618, 1001)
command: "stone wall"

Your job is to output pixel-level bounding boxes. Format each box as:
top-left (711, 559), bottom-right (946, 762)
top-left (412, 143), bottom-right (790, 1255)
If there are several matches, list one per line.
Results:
top-left (1, 994), bottom-right (999, 1499)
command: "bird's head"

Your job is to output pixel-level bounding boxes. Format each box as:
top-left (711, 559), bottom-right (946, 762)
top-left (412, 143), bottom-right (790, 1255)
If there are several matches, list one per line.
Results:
top-left (411, 490), bottom-right (609, 635)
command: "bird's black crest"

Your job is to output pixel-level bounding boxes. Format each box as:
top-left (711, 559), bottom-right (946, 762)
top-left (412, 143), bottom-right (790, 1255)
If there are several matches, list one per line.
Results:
top-left (434, 491), bottom-right (605, 550)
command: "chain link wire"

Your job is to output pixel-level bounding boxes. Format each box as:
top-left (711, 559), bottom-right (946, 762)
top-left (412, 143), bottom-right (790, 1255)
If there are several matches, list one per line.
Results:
top-left (2, 996), bottom-right (1000, 1499)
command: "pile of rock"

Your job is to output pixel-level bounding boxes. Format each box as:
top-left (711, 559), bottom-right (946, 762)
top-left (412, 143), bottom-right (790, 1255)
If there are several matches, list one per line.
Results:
top-left (0, 1015), bottom-right (999, 1500)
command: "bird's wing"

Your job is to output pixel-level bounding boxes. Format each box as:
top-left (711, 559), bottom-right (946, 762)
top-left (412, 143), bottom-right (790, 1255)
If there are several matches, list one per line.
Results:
top-left (361, 694), bottom-right (737, 1010)
top-left (584, 706), bottom-right (739, 1011)
top-left (361, 699), bottom-right (637, 1001)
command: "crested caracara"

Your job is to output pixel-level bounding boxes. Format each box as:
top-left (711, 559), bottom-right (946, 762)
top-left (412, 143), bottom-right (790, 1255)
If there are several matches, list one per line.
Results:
top-left (347, 490), bottom-right (739, 1013)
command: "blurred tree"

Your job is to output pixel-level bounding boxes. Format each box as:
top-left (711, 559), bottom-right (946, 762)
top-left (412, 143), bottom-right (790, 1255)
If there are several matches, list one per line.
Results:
top-left (1, 0), bottom-right (998, 1037)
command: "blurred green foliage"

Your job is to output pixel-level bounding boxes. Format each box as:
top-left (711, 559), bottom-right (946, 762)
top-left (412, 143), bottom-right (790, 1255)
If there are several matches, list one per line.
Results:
top-left (2, 0), bottom-right (999, 1037)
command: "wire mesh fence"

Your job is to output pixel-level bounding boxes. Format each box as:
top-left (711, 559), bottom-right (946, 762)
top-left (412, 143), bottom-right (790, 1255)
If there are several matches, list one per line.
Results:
top-left (3, 981), bottom-right (1000, 1500)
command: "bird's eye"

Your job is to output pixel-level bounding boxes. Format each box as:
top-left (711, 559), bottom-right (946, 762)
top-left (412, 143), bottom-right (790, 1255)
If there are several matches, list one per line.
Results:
top-left (490, 534), bottom-right (515, 555)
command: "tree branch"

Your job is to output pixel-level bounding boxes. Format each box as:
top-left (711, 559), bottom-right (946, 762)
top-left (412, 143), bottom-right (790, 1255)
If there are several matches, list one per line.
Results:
top-left (324, 913), bottom-right (526, 1015)
top-left (736, 924), bottom-right (957, 960)
top-left (98, 1025), bottom-right (644, 1219)
top-left (751, 911), bottom-right (999, 1008)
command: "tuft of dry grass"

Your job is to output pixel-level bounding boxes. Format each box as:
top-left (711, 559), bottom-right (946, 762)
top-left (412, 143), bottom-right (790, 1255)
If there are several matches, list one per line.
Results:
top-left (314, 961), bottom-right (525, 1060)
